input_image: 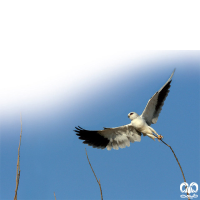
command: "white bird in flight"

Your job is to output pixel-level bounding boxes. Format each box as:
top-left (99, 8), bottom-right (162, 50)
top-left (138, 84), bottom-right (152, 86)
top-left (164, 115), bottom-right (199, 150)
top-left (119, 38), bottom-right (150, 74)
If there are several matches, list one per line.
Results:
top-left (75, 69), bottom-right (175, 150)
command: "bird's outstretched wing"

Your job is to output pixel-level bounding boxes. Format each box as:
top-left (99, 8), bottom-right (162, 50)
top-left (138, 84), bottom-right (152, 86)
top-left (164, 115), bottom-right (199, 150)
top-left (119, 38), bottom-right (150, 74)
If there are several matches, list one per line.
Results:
top-left (141, 69), bottom-right (175, 125)
top-left (75, 124), bottom-right (141, 150)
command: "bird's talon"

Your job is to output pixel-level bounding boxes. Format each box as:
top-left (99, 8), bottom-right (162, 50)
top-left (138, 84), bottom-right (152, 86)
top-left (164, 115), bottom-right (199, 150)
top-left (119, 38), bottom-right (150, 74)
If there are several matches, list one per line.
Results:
top-left (157, 135), bottom-right (163, 141)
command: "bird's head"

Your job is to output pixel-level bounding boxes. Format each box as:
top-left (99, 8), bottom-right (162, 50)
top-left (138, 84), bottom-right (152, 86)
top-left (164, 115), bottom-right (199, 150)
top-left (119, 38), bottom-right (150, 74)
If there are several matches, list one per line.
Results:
top-left (128, 112), bottom-right (138, 120)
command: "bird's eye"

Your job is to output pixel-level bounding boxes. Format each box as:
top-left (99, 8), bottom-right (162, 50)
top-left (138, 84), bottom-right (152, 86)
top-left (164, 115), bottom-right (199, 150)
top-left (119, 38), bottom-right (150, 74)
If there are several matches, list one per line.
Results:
top-left (130, 112), bottom-right (133, 115)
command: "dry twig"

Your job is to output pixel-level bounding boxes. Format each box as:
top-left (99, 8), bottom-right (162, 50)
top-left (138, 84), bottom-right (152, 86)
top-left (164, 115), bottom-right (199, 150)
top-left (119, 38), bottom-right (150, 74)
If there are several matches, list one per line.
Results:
top-left (54, 192), bottom-right (57, 200)
top-left (160, 139), bottom-right (190, 200)
top-left (85, 148), bottom-right (103, 200)
top-left (14, 115), bottom-right (22, 200)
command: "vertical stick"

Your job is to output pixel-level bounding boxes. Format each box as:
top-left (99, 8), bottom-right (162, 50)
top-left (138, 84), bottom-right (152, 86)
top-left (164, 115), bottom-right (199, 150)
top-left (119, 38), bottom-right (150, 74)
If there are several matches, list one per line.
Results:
top-left (54, 192), bottom-right (57, 200)
top-left (160, 139), bottom-right (190, 200)
top-left (85, 148), bottom-right (103, 200)
top-left (14, 115), bottom-right (22, 200)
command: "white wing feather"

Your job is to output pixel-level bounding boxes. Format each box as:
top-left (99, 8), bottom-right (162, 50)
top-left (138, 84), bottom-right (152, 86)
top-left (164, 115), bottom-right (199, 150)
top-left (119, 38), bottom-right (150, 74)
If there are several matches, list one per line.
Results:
top-left (75, 124), bottom-right (141, 150)
top-left (141, 69), bottom-right (175, 125)
top-left (99, 124), bottom-right (141, 150)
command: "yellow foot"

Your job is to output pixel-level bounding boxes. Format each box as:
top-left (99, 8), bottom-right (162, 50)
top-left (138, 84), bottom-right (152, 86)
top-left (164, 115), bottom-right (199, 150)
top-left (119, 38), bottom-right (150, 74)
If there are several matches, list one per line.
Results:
top-left (157, 135), bottom-right (163, 142)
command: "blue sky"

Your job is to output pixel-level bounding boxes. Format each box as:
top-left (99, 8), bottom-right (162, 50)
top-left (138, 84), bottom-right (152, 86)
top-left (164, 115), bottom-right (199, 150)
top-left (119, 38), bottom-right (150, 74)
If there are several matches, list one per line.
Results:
top-left (0, 51), bottom-right (200, 200)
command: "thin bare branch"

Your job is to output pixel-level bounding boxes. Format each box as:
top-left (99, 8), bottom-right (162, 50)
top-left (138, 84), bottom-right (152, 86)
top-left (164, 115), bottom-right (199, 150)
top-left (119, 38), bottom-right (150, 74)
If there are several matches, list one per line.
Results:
top-left (54, 192), bottom-right (57, 200)
top-left (14, 114), bottom-right (22, 200)
top-left (160, 139), bottom-right (190, 200)
top-left (85, 148), bottom-right (103, 200)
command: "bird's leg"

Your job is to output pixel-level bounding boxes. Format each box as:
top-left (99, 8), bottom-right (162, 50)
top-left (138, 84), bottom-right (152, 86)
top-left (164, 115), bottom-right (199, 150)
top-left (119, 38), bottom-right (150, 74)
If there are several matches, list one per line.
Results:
top-left (148, 126), bottom-right (163, 141)
top-left (148, 126), bottom-right (159, 136)
top-left (157, 135), bottom-right (163, 141)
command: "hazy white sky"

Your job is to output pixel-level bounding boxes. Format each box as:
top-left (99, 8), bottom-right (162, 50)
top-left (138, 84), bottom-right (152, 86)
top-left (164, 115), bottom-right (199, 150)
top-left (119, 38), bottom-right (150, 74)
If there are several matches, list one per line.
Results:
top-left (0, 51), bottom-right (199, 114)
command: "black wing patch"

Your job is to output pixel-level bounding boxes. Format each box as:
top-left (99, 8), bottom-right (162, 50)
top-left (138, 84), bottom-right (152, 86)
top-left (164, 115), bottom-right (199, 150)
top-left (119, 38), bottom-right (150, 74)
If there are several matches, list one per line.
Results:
top-left (74, 126), bottom-right (109, 149)
top-left (154, 80), bottom-right (172, 118)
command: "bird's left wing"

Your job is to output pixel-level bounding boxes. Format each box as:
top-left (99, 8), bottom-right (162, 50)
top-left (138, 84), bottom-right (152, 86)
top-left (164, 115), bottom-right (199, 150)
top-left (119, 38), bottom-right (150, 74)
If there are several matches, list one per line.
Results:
top-left (75, 124), bottom-right (141, 150)
top-left (141, 69), bottom-right (175, 125)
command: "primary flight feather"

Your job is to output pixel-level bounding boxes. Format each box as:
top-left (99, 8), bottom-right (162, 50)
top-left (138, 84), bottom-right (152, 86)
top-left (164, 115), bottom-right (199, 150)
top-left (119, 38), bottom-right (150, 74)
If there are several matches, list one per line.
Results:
top-left (75, 69), bottom-right (175, 150)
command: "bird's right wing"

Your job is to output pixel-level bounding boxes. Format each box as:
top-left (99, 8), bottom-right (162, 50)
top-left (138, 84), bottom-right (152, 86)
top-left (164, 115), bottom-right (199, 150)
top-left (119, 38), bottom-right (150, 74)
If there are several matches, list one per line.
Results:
top-left (75, 124), bottom-right (141, 150)
top-left (141, 69), bottom-right (175, 125)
